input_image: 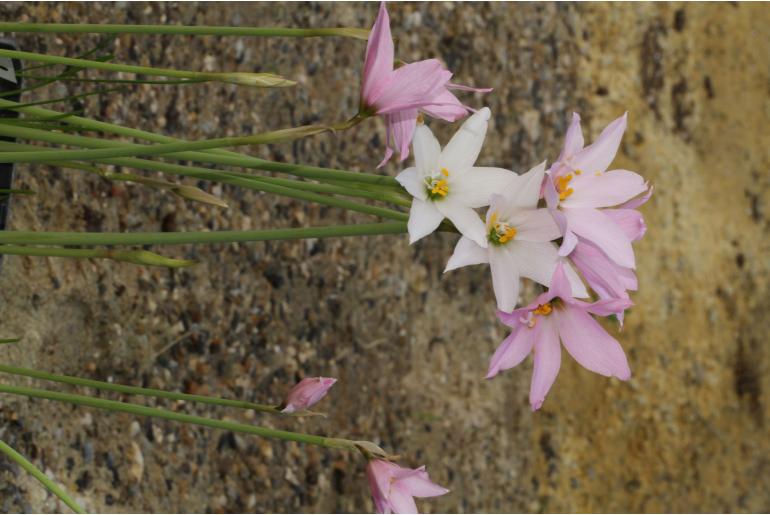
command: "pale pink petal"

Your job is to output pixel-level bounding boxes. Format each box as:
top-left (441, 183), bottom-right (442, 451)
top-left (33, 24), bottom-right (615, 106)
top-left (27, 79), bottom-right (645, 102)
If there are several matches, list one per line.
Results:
top-left (444, 236), bottom-right (489, 272)
top-left (435, 200), bottom-right (487, 248)
top-left (489, 246), bottom-right (520, 312)
top-left (398, 467), bottom-right (449, 498)
top-left (361, 2), bottom-right (394, 106)
top-left (395, 167), bottom-right (427, 201)
top-left (563, 170), bottom-right (648, 209)
top-left (372, 59), bottom-right (451, 114)
top-left (407, 199), bottom-right (444, 244)
top-left (507, 241), bottom-right (560, 288)
top-left (619, 184), bottom-right (653, 209)
top-left (496, 306), bottom-right (536, 328)
top-left (548, 261), bottom-right (578, 303)
top-left (280, 377), bottom-right (336, 413)
top-left (506, 208), bottom-right (561, 242)
top-left (367, 460), bottom-right (395, 514)
top-left (412, 124), bottom-right (441, 175)
top-left (603, 208), bottom-right (647, 242)
top-left (584, 298), bottom-right (634, 317)
top-left (529, 317), bottom-right (561, 411)
top-left (570, 112), bottom-right (627, 175)
top-left (389, 484), bottom-right (419, 514)
top-left (555, 307), bottom-right (631, 380)
top-left (385, 109), bottom-right (418, 164)
top-left (452, 166), bottom-right (518, 208)
top-left (420, 89), bottom-right (471, 122)
top-left (557, 112), bottom-right (584, 162)
top-left (486, 325), bottom-right (535, 378)
top-left (570, 240), bottom-right (637, 301)
top-left (438, 107), bottom-right (490, 175)
top-left (566, 208), bottom-right (635, 269)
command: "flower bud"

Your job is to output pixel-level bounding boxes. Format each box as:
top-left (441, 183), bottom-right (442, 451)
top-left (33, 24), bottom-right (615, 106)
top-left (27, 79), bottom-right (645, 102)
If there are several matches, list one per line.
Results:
top-left (218, 72), bottom-right (297, 88)
top-left (279, 377), bottom-right (336, 413)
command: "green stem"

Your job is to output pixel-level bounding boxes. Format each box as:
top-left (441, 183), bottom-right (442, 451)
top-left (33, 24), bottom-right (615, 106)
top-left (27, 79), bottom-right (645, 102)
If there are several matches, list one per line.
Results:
top-left (0, 439), bottom-right (86, 514)
top-left (0, 383), bottom-right (356, 451)
top-left (0, 138), bottom-right (410, 212)
top-left (0, 49), bottom-right (295, 88)
top-left (0, 245), bottom-right (196, 267)
top-left (0, 222), bottom-right (408, 247)
top-left (0, 98), bottom-right (400, 188)
top-left (0, 364), bottom-right (306, 416)
top-left (0, 23), bottom-right (369, 40)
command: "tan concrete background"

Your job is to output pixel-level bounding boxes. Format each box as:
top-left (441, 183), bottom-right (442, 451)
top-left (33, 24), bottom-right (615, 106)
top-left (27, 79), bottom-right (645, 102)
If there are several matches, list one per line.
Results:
top-left (1, 1), bottom-right (769, 512)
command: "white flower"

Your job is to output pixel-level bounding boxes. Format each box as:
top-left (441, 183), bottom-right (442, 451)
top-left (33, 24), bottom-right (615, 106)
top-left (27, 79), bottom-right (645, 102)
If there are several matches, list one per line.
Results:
top-left (395, 107), bottom-right (518, 247)
top-left (445, 161), bottom-right (588, 311)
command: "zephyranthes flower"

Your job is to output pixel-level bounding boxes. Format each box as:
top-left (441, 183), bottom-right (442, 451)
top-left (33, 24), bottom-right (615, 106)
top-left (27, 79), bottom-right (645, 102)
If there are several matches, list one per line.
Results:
top-left (395, 107), bottom-right (517, 247)
top-left (444, 161), bottom-right (587, 311)
top-left (487, 263), bottom-right (631, 411)
top-left (279, 377), bottom-right (336, 413)
top-left (361, 2), bottom-right (490, 167)
top-left (545, 112), bottom-right (649, 268)
top-left (367, 459), bottom-right (449, 514)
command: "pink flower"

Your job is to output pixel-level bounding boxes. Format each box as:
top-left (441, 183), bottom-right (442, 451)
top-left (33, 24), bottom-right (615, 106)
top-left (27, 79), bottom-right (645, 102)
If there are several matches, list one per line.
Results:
top-left (362, 2), bottom-right (490, 167)
top-left (279, 377), bottom-right (337, 413)
top-left (487, 263), bottom-right (632, 411)
top-left (545, 112), bottom-right (650, 268)
top-left (367, 459), bottom-right (449, 514)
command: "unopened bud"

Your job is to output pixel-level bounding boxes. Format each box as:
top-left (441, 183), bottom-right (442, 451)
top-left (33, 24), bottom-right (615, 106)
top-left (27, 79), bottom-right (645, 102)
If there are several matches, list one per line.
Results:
top-left (279, 377), bottom-right (336, 413)
top-left (218, 72), bottom-right (297, 88)
top-left (108, 250), bottom-right (196, 268)
top-left (173, 185), bottom-right (229, 209)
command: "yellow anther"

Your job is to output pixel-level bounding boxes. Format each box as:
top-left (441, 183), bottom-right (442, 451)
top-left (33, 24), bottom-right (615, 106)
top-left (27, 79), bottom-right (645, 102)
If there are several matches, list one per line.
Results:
top-left (574, 169), bottom-right (582, 175)
top-left (595, 172), bottom-right (602, 177)
top-left (498, 226), bottom-right (517, 243)
top-left (441, 168), bottom-right (450, 177)
top-left (430, 178), bottom-right (449, 197)
top-left (533, 303), bottom-right (553, 316)
top-left (556, 174), bottom-right (574, 201)
top-left (489, 212), bottom-right (499, 227)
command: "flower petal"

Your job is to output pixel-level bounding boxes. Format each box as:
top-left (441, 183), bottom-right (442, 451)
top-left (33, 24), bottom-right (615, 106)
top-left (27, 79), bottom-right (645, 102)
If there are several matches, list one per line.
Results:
top-left (436, 200), bottom-right (487, 248)
top-left (507, 208), bottom-right (561, 242)
top-left (566, 208), bottom-right (635, 268)
top-left (563, 170), bottom-right (648, 209)
top-left (445, 236), bottom-right (489, 272)
top-left (361, 2), bottom-right (394, 106)
top-left (420, 88), bottom-right (471, 122)
top-left (570, 240), bottom-right (637, 301)
top-left (373, 59), bottom-right (451, 114)
top-left (407, 199), bottom-right (444, 244)
top-left (603, 208), bottom-right (647, 242)
top-left (395, 167), bottom-right (427, 201)
top-left (438, 107), bottom-right (490, 175)
top-left (570, 112), bottom-right (627, 175)
top-left (387, 109), bottom-right (418, 163)
top-left (501, 161), bottom-right (547, 211)
top-left (486, 324), bottom-right (535, 378)
top-left (398, 468), bottom-right (449, 498)
top-left (529, 317), bottom-right (561, 411)
top-left (489, 246), bottom-right (520, 312)
top-left (389, 484), bottom-right (419, 514)
top-left (619, 184), bottom-right (653, 209)
top-left (452, 166), bottom-right (518, 208)
top-left (555, 306), bottom-right (631, 380)
top-left (557, 112), bottom-right (584, 162)
top-left (412, 123), bottom-right (442, 175)
top-left (508, 242), bottom-right (588, 298)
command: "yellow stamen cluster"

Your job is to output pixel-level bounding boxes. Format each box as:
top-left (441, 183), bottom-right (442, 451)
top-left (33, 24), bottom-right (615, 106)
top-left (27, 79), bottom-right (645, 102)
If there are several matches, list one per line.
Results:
top-left (487, 212), bottom-right (518, 245)
top-left (426, 168), bottom-right (450, 198)
top-left (556, 174), bottom-right (575, 201)
top-left (526, 302), bottom-right (553, 328)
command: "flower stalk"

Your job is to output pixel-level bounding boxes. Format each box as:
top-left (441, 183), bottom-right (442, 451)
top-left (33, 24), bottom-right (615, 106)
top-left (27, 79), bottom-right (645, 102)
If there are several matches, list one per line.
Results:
top-left (0, 383), bottom-right (359, 451)
top-left (0, 439), bottom-right (86, 514)
top-left (0, 48), bottom-right (296, 88)
top-left (0, 23), bottom-right (369, 40)
top-left (0, 245), bottom-right (196, 267)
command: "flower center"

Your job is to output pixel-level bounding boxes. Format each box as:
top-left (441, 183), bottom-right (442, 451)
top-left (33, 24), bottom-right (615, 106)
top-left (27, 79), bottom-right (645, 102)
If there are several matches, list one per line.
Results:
top-left (426, 168), bottom-right (450, 200)
top-left (555, 171), bottom-right (580, 201)
top-left (522, 302), bottom-right (553, 328)
top-left (487, 212), bottom-right (517, 245)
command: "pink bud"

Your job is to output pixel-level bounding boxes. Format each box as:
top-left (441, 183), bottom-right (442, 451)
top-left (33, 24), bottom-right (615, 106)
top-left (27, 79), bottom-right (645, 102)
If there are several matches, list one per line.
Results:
top-left (367, 459), bottom-right (449, 514)
top-left (279, 377), bottom-right (336, 413)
